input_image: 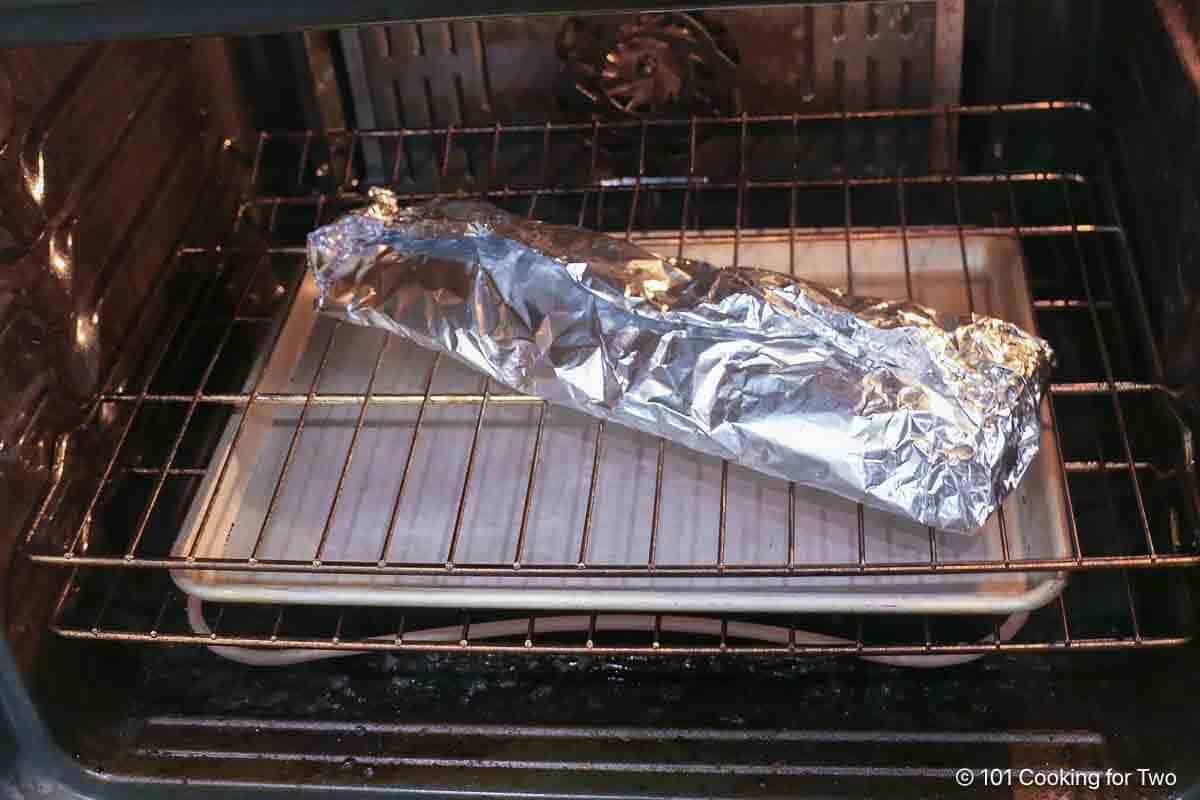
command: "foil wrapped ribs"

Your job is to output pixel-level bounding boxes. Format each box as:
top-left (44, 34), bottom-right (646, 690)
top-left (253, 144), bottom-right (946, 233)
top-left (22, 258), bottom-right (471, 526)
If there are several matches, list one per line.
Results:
top-left (308, 190), bottom-right (1055, 533)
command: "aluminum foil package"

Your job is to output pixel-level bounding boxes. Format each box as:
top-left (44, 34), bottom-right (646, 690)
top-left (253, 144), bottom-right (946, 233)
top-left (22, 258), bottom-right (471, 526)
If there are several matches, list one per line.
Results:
top-left (308, 190), bottom-right (1056, 533)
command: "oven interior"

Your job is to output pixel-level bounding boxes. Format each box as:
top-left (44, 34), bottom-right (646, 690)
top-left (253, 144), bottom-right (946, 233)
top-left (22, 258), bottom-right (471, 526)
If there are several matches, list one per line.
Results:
top-left (3, 0), bottom-right (1200, 795)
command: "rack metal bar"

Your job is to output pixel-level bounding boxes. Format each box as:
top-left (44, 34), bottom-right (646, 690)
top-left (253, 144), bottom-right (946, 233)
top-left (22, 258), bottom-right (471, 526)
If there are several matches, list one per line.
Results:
top-left (1124, 570), bottom-right (1143, 644)
top-left (836, 112), bottom-right (872, 573)
top-left (1058, 595), bottom-right (1073, 647)
top-left (786, 483), bottom-right (797, 569)
top-left (90, 571), bottom-right (121, 634)
top-left (94, 379), bottom-right (1171, 407)
top-left (296, 130), bottom-right (312, 191)
top-left (1063, 460), bottom-right (1157, 474)
top-left (206, 605), bottom-right (226, 640)
top-left (893, 163), bottom-right (943, 566)
top-left (313, 334), bottom-right (392, 563)
top-left (47, 568), bottom-right (1187, 656)
top-left (524, 122), bottom-right (550, 219)
top-left (390, 128), bottom-right (409, 186)
top-left (994, 130), bottom-right (1087, 565)
top-left (789, 113), bottom-right (800, 277)
top-left (252, 102), bottom-right (1094, 142)
top-left (243, 173), bottom-right (1091, 207)
top-left (487, 123), bottom-right (501, 200)
top-left (40, 551), bottom-right (1200, 576)
top-left (945, 108), bottom-right (975, 316)
top-left (717, 462), bottom-right (729, 571)
top-left (376, 354), bottom-right (442, 565)
top-left (625, 120), bottom-right (647, 240)
top-left (512, 403), bottom-right (548, 569)
top-left (733, 112), bottom-right (748, 268)
top-left (54, 625), bottom-right (1188, 654)
top-left (248, 320), bottom-right (344, 562)
top-left (1033, 299), bottom-right (1114, 310)
top-left (1092, 150), bottom-right (1166, 380)
top-left (341, 131), bottom-right (359, 191)
top-left (176, 224), bottom-right (1132, 259)
top-left (577, 421), bottom-right (606, 568)
top-left (1056, 176), bottom-right (1158, 559)
top-left (947, 127), bottom-right (1020, 570)
top-left (124, 244), bottom-right (280, 559)
top-left (445, 379), bottom-right (491, 567)
top-left (647, 440), bottom-right (666, 569)
top-left (183, 198), bottom-right (325, 560)
top-left (147, 586), bottom-right (174, 639)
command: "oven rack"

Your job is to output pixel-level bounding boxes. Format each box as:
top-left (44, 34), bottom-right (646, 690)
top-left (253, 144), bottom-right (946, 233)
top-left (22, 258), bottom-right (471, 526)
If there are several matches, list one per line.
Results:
top-left (27, 101), bottom-right (1200, 655)
top-left (44, 565), bottom-right (1194, 655)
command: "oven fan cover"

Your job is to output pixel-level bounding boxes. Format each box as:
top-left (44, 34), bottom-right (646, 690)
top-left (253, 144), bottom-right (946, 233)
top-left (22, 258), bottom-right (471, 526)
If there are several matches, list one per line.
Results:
top-left (556, 13), bottom-right (741, 120)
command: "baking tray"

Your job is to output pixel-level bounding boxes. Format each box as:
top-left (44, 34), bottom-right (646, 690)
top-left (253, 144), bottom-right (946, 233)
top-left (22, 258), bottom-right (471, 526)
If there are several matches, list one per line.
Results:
top-left (171, 229), bottom-right (1072, 614)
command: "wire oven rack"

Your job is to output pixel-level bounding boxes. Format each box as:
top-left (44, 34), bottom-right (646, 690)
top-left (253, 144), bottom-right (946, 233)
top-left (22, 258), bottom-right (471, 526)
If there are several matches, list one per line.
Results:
top-left (26, 101), bottom-right (1200, 656)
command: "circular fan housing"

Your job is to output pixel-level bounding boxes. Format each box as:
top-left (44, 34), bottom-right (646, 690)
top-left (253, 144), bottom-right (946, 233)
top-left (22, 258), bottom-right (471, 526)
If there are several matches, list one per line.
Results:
top-left (558, 13), bottom-right (740, 119)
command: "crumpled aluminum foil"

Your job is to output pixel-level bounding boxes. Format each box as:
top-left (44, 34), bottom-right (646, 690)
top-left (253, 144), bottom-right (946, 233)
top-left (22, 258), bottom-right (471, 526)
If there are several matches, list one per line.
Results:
top-left (308, 189), bottom-right (1055, 533)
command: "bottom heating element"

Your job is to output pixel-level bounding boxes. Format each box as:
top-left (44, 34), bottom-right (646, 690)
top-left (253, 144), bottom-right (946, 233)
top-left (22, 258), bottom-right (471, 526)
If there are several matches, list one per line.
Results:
top-left (29, 102), bottom-right (1200, 658)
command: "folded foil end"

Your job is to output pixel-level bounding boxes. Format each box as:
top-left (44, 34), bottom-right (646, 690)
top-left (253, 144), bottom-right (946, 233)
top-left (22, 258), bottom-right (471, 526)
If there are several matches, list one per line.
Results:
top-left (308, 190), bottom-right (1055, 534)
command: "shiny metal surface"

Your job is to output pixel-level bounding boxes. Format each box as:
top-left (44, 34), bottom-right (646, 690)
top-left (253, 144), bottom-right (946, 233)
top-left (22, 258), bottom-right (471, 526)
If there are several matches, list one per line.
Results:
top-left (309, 192), bottom-right (1054, 533)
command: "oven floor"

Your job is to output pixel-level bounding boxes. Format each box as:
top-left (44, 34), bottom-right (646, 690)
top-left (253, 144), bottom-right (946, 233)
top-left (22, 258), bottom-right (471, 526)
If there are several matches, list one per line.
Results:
top-left (30, 633), bottom-right (1200, 797)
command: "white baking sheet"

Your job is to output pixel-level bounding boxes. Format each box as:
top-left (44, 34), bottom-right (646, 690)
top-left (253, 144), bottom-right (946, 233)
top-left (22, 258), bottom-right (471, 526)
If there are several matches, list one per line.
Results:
top-left (171, 230), bottom-right (1071, 614)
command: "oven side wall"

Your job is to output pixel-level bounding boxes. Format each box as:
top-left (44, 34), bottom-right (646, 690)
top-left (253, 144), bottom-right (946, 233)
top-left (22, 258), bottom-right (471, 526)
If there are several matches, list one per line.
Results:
top-left (0, 39), bottom-right (249, 677)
